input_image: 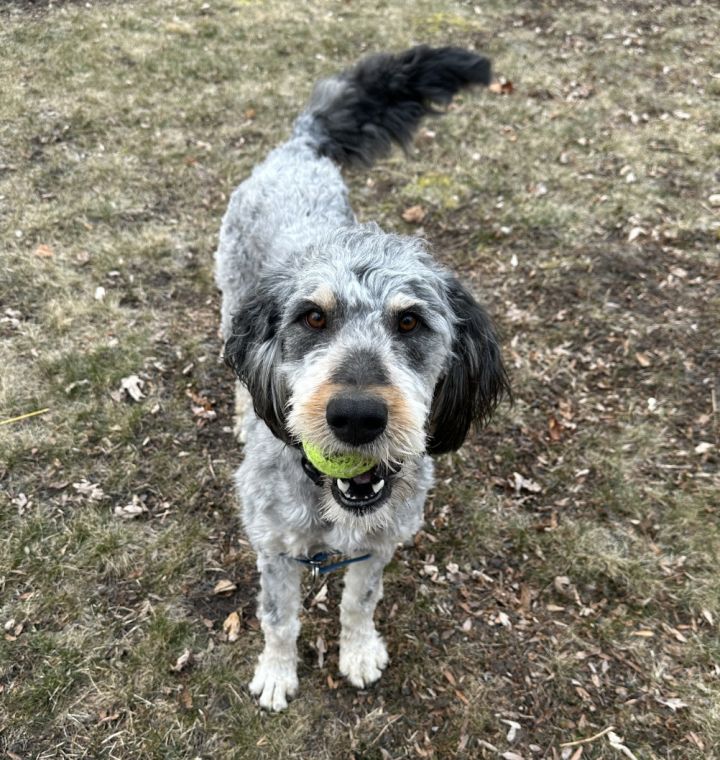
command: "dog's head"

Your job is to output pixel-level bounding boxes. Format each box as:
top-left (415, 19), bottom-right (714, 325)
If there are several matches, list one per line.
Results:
top-left (225, 225), bottom-right (509, 530)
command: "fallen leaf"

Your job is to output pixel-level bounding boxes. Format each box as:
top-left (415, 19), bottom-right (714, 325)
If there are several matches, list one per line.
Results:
top-left (635, 352), bottom-right (652, 367)
top-left (315, 635), bottom-right (327, 668)
top-left (402, 205), bottom-right (426, 223)
top-left (73, 480), bottom-right (105, 501)
top-left (512, 472), bottom-right (542, 494)
top-left (170, 648), bottom-right (193, 673)
top-left (119, 375), bottom-right (145, 402)
top-left (179, 685), bottom-right (193, 709)
top-left (223, 610), bottom-right (241, 642)
top-left (114, 495), bottom-right (148, 519)
top-left (34, 244), bottom-right (54, 258)
top-left (213, 579), bottom-right (237, 595)
top-left (548, 415), bottom-right (563, 441)
top-left (694, 442), bottom-right (713, 455)
top-left (489, 80), bottom-right (514, 95)
top-left (656, 696), bottom-right (688, 712)
top-left (627, 226), bottom-right (646, 243)
top-left (501, 718), bottom-right (521, 742)
top-left (187, 388), bottom-right (217, 423)
top-left (97, 709), bottom-right (121, 724)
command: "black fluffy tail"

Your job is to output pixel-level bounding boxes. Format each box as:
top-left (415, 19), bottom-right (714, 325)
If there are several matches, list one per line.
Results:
top-left (295, 45), bottom-right (491, 168)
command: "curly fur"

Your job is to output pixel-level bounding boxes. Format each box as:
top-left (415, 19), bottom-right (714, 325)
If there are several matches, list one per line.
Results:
top-left (215, 45), bottom-right (509, 711)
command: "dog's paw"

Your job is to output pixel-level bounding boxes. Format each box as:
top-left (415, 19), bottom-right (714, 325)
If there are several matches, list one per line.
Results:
top-left (339, 630), bottom-right (389, 688)
top-left (249, 658), bottom-right (298, 711)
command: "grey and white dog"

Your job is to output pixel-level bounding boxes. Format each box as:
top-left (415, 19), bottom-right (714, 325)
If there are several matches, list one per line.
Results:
top-left (215, 46), bottom-right (510, 711)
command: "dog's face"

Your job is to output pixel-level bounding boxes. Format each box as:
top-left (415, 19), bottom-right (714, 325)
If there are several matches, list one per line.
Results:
top-left (225, 226), bottom-right (508, 531)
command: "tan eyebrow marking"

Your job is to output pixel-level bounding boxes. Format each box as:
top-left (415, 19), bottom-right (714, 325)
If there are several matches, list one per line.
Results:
top-left (308, 284), bottom-right (337, 312)
top-left (387, 293), bottom-right (422, 313)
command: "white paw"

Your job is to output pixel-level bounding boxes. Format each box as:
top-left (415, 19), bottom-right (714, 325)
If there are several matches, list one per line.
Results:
top-left (249, 657), bottom-right (298, 711)
top-left (339, 631), bottom-right (389, 688)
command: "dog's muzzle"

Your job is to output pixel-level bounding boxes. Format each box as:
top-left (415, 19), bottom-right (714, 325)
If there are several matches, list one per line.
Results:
top-left (301, 455), bottom-right (399, 515)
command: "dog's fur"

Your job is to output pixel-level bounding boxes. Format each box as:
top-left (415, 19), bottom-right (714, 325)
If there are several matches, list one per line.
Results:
top-left (215, 46), bottom-right (509, 711)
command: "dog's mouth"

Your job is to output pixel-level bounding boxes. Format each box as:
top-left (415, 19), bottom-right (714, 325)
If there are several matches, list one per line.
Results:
top-left (329, 463), bottom-right (396, 514)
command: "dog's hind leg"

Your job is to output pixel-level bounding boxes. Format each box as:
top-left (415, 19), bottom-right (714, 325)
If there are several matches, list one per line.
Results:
top-left (339, 555), bottom-right (391, 688)
top-left (233, 381), bottom-right (251, 444)
top-left (249, 554), bottom-right (302, 711)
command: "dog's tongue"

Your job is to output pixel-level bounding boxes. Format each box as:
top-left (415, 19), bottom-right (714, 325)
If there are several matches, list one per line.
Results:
top-left (351, 470), bottom-right (375, 485)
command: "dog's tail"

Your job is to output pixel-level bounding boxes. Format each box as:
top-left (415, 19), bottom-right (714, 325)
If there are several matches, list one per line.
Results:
top-left (293, 45), bottom-right (491, 168)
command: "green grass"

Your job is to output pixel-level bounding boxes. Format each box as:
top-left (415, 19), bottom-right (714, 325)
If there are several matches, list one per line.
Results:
top-left (1, 0), bottom-right (719, 757)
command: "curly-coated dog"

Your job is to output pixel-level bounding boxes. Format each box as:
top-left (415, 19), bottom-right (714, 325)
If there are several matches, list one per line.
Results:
top-left (215, 46), bottom-right (510, 711)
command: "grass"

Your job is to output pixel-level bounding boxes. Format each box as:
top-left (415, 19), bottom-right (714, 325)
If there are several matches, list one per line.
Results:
top-left (1, 0), bottom-right (719, 757)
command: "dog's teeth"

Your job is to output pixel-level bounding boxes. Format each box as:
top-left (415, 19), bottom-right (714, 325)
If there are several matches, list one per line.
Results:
top-left (372, 479), bottom-right (385, 494)
top-left (337, 479), bottom-right (350, 493)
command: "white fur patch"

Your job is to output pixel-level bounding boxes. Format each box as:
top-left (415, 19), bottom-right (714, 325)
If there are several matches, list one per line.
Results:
top-left (249, 653), bottom-right (299, 712)
top-left (339, 629), bottom-right (389, 688)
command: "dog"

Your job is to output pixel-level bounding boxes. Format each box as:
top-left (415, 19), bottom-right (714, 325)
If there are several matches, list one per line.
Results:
top-left (215, 46), bottom-right (510, 711)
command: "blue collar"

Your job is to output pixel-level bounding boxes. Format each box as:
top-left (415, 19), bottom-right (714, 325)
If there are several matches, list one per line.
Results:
top-left (289, 550), bottom-right (372, 578)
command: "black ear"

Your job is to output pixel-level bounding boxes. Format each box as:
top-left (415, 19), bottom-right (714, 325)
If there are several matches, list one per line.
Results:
top-left (224, 286), bottom-right (292, 445)
top-left (427, 278), bottom-right (510, 455)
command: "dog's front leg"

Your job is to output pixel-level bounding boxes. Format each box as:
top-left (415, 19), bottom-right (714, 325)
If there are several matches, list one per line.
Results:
top-left (339, 555), bottom-right (390, 688)
top-left (249, 554), bottom-right (301, 711)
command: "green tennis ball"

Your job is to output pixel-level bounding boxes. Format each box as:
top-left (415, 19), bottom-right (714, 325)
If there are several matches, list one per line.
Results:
top-left (302, 440), bottom-right (377, 479)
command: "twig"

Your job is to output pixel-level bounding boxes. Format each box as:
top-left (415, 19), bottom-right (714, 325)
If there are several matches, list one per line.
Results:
top-left (560, 725), bottom-right (615, 748)
top-left (0, 407), bottom-right (50, 426)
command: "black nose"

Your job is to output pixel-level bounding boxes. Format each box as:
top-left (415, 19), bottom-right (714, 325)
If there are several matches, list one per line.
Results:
top-left (326, 395), bottom-right (388, 445)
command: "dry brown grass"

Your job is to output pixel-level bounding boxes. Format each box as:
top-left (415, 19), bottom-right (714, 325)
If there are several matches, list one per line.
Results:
top-left (1, 1), bottom-right (719, 758)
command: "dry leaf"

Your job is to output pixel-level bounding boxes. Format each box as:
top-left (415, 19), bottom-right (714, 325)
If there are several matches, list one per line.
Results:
top-left (119, 375), bottom-right (145, 402)
top-left (512, 472), bottom-right (542, 494)
top-left (402, 205), bottom-right (426, 223)
top-left (187, 388), bottom-right (217, 423)
top-left (73, 480), bottom-right (105, 501)
top-left (114, 495), bottom-right (147, 519)
top-left (694, 442), bottom-right (713, 455)
top-left (656, 696), bottom-right (688, 712)
top-left (489, 80), bottom-right (514, 95)
top-left (179, 685), bottom-right (193, 709)
top-left (223, 610), bottom-right (241, 642)
top-left (635, 352), bottom-right (652, 367)
top-left (501, 719), bottom-right (521, 743)
top-left (548, 415), bottom-right (563, 442)
top-left (213, 579), bottom-right (237, 595)
top-left (34, 244), bottom-right (54, 258)
top-left (170, 648), bottom-right (193, 673)
top-left (315, 635), bottom-right (327, 668)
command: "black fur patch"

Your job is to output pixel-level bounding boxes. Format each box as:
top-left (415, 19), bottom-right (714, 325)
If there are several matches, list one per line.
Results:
top-left (224, 278), bottom-right (292, 445)
top-left (311, 45), bottom-right (491, 167)
top-left (427, 278), bottom-right (510, 454)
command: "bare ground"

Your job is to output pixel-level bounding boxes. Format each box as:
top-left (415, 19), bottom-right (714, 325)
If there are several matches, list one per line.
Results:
top-left (1, 1), bottom-right (719, 758)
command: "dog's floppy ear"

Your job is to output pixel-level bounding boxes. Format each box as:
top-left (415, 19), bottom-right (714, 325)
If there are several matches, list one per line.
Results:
top-left (224, 282), bottom-right (292, 445)
top-left (427, 277), bottom-right (510, 455)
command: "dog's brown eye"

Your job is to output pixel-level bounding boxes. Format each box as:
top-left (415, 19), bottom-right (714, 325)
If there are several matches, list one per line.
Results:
top-left (398, 313), bottom-right (419, 334)
top-left (304, 309), bottom-right (326, 330)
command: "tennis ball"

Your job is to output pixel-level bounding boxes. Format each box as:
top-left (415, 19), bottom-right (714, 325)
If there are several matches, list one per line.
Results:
top-left (302, 440), bottom-right (377, 479)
